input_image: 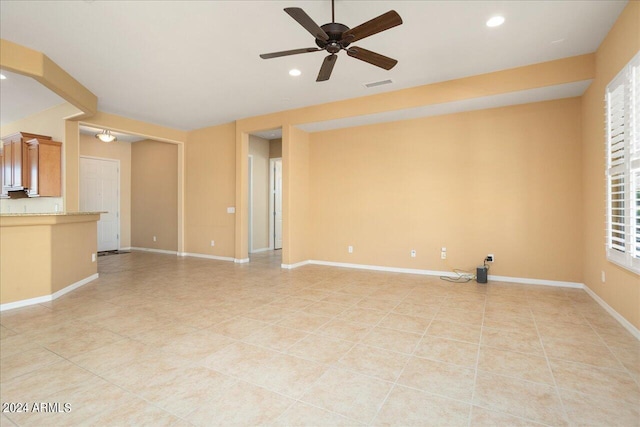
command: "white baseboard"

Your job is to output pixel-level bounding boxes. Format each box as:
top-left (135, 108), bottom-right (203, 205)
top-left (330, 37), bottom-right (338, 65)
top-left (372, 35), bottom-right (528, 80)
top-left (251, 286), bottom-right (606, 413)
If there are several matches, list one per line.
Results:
top-left (119, 247), bottom-right (132, 251)
top-left (0, 273), bottom-right (99, 312)
top-left (281, 260), bottom-right (310, 269)
top-left (0, 295), bottom-right (51, 312)
top-left (306, 260), bottom-right (453, 277)
top-left (250, 247), bottom-right (272, 254)
top-left (178, 252), bottom-right (235, 262)
top-left (234, 258), bottom-right (250, 264)
top-left (292, 259), bottom-right (637, 341)
top-left (304, 260), bottom-right (583, 288)
top-left (487, 274), bottom-right (583, 289)
top-left (130, 247), bottom-right (178, 255)
top-left (583, 284), bottom-right (640, 340)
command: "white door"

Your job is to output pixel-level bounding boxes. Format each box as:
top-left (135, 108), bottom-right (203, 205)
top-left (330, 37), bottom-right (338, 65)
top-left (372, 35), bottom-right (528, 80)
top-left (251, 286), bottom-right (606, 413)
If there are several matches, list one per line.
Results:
top-left (269, 158), bottom-right (283, 250)
top-left (80, 157), bottom-right (119, 252)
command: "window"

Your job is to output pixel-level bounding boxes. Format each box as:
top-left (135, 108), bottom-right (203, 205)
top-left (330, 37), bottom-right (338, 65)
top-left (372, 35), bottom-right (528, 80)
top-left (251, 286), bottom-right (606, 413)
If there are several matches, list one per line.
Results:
top-left (606, 51), bottom-right (640, 274)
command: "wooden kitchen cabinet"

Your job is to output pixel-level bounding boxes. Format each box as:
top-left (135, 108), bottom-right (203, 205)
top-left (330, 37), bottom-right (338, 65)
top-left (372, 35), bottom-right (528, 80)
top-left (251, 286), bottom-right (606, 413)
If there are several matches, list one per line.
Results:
top-left (1, 132), bottom-right (60, 197)
top-left (0, 150), bottom-right (7, 198)
top-left (25, 138), bottom-right (62, 197)
top-left (2, 132), bottom-right (51, 192)
top-left (2, 134), bottom-right (23, 190)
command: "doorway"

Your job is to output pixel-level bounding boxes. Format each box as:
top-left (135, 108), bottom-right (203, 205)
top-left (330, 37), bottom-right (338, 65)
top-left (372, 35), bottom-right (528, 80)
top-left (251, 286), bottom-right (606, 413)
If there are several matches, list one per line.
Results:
top-left (80, 156), bottom-right (120, 251)
top-left (247, 131), bottom-right (282, 260)
top-left (270, 158), bottom-right (283, 250)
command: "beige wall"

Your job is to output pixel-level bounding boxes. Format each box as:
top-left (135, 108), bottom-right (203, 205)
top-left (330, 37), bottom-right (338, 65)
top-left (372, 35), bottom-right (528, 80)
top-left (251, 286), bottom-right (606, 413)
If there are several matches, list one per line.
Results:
top-left (581, 2), bottom-right (640, 329)
top-left (270, 138), bottom-right (282, 158)
top-left (283, 126), bottom-right (312, 265)
top-left (131, 140), bottom-right (178, 251)
top-left (185, 122), bottom-right (236, 258)
top-left (51, 220), bottom-right (97, 292)
top-left (0, 102), bottom-right (81, 213)
top-left (0, 214), bottom-right (98, 305)
top-left (79, 133), bottom-right (132, 248)
top-left (309, 98), bottom-right (583, 281)
top-left (0, 224), bottom-right (52, 302)
top-left (249, 135), bottom-right (270, 251)
top-left (234, 55), bottom-right (596, 264)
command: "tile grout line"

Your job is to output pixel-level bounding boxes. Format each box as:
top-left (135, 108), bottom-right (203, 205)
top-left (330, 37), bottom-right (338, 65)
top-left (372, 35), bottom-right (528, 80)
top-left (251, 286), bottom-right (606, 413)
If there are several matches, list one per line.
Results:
top-left (232, 284), bottom-right (385, 426)
top-left (467, 287), bottom-right (488, 427)
top-left (229, 282), bottom-right (403, 427)
top-left (304, 287), bottom-right (414, 426)
top-left (365, 287), bottom-right (447, 426)
top-left (25, 348), bottom-right (194, 426)
top-left (531, 305), bottom-right (572, 425)
top-left (579, 302), bottom-right (640, 390)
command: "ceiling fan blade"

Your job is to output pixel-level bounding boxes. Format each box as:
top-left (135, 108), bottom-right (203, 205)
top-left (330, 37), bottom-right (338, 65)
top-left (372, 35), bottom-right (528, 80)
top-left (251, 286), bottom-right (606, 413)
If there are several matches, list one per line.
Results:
top-left (260, 48), bottom-right (322, 59)
top-left (340, 10), bottom-right (402, 44)
top-left (284, 7), bottom-right (329, 41)
top-left (317, 54), bottom-right (337, 82)
top-left (347, 47), bottom-right (397, 70)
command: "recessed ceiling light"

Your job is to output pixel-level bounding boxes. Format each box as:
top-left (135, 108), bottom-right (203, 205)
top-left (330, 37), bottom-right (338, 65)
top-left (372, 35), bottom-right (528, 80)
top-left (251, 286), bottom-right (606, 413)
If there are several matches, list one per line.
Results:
top-left (289, 69), bottom-right (301, 77)
top-left (486, 16), bottom-right (505, 27)
top-left (0, 74), bottom-right (6, 80)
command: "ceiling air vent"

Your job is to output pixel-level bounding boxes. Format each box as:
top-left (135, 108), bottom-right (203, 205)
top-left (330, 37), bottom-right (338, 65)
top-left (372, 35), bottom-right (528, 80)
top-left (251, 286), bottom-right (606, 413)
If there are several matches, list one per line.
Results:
top-left (364, 79), bottom-right (393, 88)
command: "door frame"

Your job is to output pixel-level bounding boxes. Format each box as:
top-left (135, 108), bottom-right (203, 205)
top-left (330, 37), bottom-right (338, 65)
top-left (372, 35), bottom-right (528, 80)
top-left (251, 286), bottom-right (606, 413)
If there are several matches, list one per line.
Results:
top-left (248, 154), bottom-right (254, 253)
top-left (269, 157), bottom-right (282, 250)
top-left (79, 155), bottom-right (121, 251)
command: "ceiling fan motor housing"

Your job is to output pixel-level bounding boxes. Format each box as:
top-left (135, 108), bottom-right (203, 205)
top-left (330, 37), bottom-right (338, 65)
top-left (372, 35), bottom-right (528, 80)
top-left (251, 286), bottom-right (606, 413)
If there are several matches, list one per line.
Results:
top-left (316, 22), bottom-right (351, 52)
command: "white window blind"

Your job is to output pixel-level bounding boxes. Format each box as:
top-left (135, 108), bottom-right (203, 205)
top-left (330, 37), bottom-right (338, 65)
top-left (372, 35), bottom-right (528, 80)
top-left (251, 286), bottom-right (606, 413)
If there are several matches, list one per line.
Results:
top-left (632, 61), bottom-right (640, 262)
top-left (606, 50), bottom-right (640, 274)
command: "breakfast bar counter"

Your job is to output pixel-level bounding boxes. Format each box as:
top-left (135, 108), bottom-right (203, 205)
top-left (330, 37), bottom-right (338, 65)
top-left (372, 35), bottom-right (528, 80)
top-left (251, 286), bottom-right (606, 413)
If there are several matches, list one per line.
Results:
top-left (0, 212), bottom-right (103, 310)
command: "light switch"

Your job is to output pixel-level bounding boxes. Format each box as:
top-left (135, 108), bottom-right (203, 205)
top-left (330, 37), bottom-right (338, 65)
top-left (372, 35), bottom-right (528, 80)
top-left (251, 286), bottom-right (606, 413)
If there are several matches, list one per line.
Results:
top-left (227, 207), bottom-right (236, 214)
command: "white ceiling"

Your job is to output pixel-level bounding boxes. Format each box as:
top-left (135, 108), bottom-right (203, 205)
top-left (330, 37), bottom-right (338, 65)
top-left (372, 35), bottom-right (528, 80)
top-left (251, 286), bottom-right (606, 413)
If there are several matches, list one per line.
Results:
top-left (252, 129), bottom-right (283, 140)
top-left (0, 1), bottom-right (627, 131)
top-left (0, 70), bottom-right (65, 126)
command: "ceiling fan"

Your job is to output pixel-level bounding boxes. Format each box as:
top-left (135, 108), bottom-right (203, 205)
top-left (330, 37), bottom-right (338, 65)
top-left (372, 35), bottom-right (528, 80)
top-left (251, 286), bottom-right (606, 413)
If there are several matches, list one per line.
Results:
top-left (259, 0), bottom-right (403, 82)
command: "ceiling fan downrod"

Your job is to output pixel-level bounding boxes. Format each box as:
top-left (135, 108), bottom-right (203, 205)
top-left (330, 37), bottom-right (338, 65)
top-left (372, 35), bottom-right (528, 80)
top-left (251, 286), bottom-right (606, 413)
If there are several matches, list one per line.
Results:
top-left (332, 0), bottom-right (335, 23)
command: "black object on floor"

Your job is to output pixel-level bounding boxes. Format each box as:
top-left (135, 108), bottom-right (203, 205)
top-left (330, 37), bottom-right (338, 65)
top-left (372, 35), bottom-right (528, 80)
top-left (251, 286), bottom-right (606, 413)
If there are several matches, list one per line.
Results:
top-left (98, 250), bottom-right (131, 257)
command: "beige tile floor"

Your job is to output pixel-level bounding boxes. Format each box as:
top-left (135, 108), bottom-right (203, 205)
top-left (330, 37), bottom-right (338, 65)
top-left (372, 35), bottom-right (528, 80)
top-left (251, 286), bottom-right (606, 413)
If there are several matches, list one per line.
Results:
top-left (1, 250), bottom-right (639, 426)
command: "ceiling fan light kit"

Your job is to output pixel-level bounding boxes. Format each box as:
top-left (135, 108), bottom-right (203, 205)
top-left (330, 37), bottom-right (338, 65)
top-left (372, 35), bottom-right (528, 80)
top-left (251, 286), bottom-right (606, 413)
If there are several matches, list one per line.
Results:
top-left (260, 0), bottom-right (402, 82)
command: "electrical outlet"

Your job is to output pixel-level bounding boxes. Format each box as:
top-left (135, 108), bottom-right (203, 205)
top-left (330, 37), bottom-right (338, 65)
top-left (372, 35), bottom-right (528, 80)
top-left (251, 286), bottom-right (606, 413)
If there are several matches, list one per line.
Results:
top-left (210, 240), bottom-right (215, 247)
top-left (348, 245), bottom-right (353, 254)
top-left (441, 251), bottom-right (446, 259)
top-left (601, 271), bottom-right (606, 283)
top-left (91, 253), bottom-right (96, 262)
top-left (487, 254), bottom-right (494, 262)
top-left (410, 249), bottom-right (416, 258)
top-left (153, 236), bottom-right (157, 242)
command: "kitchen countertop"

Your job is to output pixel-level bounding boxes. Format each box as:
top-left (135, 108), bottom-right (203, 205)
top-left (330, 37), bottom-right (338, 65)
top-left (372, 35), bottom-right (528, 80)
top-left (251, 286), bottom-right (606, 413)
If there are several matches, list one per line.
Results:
top-left (0, 211), bottom-right (105, 217)
top-left (0, 212), bottom-right (104, 226)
